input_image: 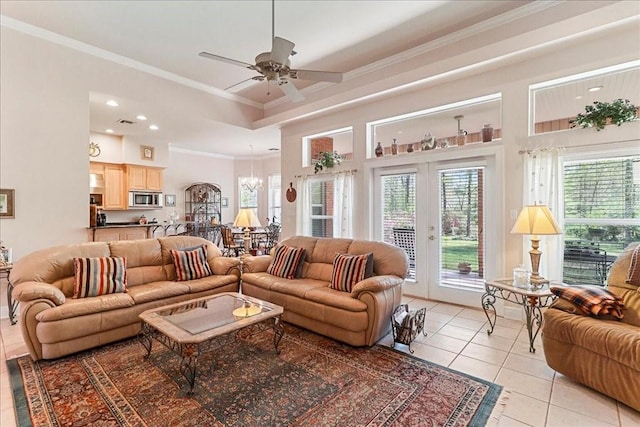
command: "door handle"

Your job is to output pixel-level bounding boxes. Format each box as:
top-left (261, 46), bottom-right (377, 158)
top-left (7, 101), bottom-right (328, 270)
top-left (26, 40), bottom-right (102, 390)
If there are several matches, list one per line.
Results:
top-left (429, 235), bottom-right (435, 240)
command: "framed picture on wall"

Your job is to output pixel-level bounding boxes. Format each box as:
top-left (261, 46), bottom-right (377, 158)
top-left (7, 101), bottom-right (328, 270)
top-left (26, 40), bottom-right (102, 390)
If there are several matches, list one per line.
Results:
top-left (165, 194), bottom-right (176, 207)
top-left (141, 145), bottom-right (155, 161)
top-left (0, 189), bottom-right (15, 219)
top-left (222, 197), bottom-right (229, 208)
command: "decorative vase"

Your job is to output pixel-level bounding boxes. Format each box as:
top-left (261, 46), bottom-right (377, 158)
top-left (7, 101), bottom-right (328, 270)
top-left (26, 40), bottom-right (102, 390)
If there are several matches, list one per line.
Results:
top-left (458, 262), bottom-right (472, 274)
top-left (375, 142), bottom-right (384, 157)
top-left (391, 138), bottom-right (398, 155)
top-left (456, 130), bottom-right (467, 146)
top-left (406, 143), bottom-right (414, 153)
top-left (421, 133), bottom-right (437, 150)
top-left (481, 124), bottom-right (494, 142)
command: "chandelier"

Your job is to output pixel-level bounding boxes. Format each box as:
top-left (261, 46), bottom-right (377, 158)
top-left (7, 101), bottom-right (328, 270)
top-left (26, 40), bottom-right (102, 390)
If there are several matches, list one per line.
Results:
top-left (241, 145), bottom-right (263, 192)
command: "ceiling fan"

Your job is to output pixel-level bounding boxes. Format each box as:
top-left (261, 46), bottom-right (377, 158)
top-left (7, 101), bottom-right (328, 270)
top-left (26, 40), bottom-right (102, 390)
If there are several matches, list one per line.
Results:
top-left (199, 0), bottom-right (343, 103)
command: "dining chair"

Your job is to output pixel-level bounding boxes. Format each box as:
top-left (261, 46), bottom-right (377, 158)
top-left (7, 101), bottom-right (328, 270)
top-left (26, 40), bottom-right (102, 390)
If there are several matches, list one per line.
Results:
top-left (220, 225), bottom-right (243, 257)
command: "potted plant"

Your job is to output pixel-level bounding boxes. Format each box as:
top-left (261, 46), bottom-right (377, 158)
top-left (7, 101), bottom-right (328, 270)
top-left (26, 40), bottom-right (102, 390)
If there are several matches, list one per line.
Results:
top-left (573, 98), bottom-right (638, 131)
top-left (314, 151), bottom-right (344, 174)
top-left (457, 262), bottom-right (472, 274)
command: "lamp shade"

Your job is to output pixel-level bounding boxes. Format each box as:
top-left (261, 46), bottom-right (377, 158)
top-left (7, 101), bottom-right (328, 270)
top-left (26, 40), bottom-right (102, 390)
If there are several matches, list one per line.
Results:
top-left (510, 205), bottom-right (562, 235)
top-left (233, 208), bottom-right (262, 228)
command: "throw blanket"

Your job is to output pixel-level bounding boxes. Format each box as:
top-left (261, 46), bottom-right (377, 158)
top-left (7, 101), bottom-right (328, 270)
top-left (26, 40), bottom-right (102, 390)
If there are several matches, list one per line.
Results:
top-left (551, 285), bottom-right (625, 319)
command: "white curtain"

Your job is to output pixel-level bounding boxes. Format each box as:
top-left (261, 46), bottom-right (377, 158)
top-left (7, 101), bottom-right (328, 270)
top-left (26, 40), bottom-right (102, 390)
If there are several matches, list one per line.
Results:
top-left (333, 171), bottom-right (354, 238)
top-left (523, 148), bottom-right (565, 281)
top-left (295, 175), bottom-right (310, 236)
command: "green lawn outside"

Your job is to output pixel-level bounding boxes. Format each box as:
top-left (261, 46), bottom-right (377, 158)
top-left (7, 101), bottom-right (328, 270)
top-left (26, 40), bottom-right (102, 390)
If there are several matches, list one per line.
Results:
top-left (441, 237), bottom-right (479, 271)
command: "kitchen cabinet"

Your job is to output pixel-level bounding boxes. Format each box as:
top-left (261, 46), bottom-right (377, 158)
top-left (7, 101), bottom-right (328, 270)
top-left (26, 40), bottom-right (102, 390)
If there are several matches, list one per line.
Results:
top-left (103, 164), bottom-right (127, 210)
top-left (91, 226), bottom-right (149, 242)
top-left (127, 165), bottom-right (163, 191)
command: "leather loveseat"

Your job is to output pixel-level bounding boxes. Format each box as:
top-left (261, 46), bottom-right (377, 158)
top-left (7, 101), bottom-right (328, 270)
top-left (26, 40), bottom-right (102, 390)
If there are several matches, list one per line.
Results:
top-left (10, 236), bottom-right (240, 361)
top-left (241, 236), bottom-right (408, 347)
top-left (542, 242), bottom-right (640, 410)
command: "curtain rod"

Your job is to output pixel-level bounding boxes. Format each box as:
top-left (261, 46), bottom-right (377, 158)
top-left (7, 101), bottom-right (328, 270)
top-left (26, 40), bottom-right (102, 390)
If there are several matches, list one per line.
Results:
top-left (294, 168), bottom-right (358, 178)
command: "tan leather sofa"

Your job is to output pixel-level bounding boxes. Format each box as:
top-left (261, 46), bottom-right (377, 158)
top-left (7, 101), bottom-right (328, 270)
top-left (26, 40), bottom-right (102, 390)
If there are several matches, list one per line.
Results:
top-left (10, 236), bottom-right (240, 361)
top-left (542, 242), bottom-right (640, 411)
top-left (241, 236), bottom-right (407, 347)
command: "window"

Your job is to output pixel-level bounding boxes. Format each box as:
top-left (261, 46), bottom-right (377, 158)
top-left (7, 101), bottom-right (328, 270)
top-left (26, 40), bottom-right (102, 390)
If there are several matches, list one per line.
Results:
top-left (309, 178), bottom-right (334, 237)
top-left (238, 177), bottom-right (258, 214)
top-left (563, 155), bottom-right (640, 285)
top-left (302, 127), bottom-right (353, 168)
top-left (268, 174), bottom-right (281, 223)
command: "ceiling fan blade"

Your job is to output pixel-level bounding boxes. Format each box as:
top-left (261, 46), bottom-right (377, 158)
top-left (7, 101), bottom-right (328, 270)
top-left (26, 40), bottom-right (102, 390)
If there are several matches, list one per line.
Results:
top-left (290, 69), bottom-right (343, 83)
top-left (278, 80), bottom-right (305, 103)
top-left (270, 36), bottom-right (295, 64)
top-left (225, 76), bottom-right (265, 91)
top-left (199, 51), bottom-right (256, 70)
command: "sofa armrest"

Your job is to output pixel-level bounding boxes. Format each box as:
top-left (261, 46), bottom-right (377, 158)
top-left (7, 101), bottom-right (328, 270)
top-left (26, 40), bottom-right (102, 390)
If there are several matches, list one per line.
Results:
top-left (350, 275), bottom-right (403, 298)
top-left (211, 256), bottom-right (242, 276)
top-left (12, 282), bottom-right (66, 306)
top-left (242, 255), bottom-right (272, 273)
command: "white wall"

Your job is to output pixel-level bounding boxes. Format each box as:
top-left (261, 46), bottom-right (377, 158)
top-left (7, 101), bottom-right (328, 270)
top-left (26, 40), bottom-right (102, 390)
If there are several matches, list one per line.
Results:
top-left (279, 22), bottom-right (640, 286)
top-left (0, 26), bottom-right (261, 260)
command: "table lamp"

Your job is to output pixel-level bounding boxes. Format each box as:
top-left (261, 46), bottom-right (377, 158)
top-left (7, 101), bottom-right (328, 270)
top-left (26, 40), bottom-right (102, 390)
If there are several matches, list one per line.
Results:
top-left (233, 208), bottom-right (262, 252)
top-left (510, 204), bottom-right (562, 286)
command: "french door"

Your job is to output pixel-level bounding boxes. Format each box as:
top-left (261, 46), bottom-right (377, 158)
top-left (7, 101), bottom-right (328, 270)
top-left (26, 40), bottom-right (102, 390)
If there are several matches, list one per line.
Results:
top-left (375, 157), bottom-right (500, 307)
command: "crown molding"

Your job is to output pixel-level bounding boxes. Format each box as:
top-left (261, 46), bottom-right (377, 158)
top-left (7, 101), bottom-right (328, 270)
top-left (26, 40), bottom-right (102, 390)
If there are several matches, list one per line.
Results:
top-left (168, 146), bottom-right (234, 159)
top-left (0, 15), bottom-right (264, 110)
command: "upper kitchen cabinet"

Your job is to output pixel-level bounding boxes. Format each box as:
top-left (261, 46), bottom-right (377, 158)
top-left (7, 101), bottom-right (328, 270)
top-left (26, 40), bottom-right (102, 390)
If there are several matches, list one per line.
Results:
top-left (127, 165), bottom-right (163, 191)
top-left (103, 163), bottom-right (127, 210)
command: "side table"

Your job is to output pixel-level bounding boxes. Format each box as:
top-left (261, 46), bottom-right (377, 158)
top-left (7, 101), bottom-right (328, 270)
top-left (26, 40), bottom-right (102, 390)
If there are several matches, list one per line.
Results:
top-left (0, 264), bottom-right (17, 325)
top-left (482, 278), bottom-right (556, 353)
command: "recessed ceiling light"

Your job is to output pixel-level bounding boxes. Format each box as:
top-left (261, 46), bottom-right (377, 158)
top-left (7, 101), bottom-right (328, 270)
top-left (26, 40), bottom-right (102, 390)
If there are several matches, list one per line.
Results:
top-left (575, 95), bottom-right (583, 100)
top-left (136, 115), bottom-right (147, 121)
top-left (588, 85), bottom-right (604, 92)
top-left (106, 100), bottom-right (119, 107)
top-left (149, 124), bottom-right (159, 130)
top-left (105, 129), bottom-right (114, 133)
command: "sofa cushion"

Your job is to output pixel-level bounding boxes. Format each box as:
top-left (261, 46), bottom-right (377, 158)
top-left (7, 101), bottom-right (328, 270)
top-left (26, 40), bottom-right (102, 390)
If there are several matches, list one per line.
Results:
top-left (170, 245), bottom-right (213, 281)
top-left (73, 257), bottom-right (128, 298)
top-left (267, 245), bottom-right (306, 279)
top-left (180, 274), bottom-right (240, 293)
top-left (36, 292), bottom-right (135, 322)
top-left (626, 244), bottom-right (640, 286)
top-left (330, 253), bottom-right (371, 292)
top-left (551, 285), bottom-right (625, 319)
top-left (109, 239), bottom-right (165, 287)
top-left (126, 281), bottom-right (189, 304)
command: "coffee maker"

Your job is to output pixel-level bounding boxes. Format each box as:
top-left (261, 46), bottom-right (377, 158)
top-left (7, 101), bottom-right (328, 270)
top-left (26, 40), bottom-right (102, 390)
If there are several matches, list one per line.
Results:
top-left (96, 208), bottom-right (107, 227)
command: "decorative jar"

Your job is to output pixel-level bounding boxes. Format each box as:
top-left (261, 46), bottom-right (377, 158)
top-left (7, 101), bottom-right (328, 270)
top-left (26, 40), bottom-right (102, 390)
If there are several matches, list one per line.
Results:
top-left (391, 138), bottom-right (398, 155)
top-left (513, 265), bottom-right (531, 289)
top-left (375, 142), bottom-right (384, 157)
top-left (482, 124), bottom-right (494, 142)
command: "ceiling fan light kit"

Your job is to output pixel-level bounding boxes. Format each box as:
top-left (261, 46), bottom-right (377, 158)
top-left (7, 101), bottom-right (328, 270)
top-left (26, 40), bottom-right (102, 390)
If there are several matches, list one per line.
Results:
top-left (199, 0), bottom-right (343, 102)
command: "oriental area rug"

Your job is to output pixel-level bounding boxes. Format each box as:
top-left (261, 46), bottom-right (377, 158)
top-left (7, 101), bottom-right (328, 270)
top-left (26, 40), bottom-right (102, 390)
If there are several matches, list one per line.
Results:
top-left (8, 326), bottom-right (505, 426)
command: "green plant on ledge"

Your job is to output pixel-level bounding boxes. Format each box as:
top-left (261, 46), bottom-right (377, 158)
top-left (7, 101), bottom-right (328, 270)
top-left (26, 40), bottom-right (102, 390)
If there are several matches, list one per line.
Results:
top-left (314, 151), bottom-right (344, 174)
top-left (574, 98), bottom-right (638, 131)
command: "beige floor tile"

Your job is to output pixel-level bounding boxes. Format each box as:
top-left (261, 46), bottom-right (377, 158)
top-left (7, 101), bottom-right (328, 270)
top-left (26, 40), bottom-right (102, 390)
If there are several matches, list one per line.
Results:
top-left (496, 368), bottom-right (553, 402)
top-left (449, 355), bottom-right (500, 382)
top-left (429, 302), bottom-right (464, 316)
top-left (0, 407), bottom-right (17, 427)
top-left (509, 340), bottom-right (547, 362)
top-left (470, 331), bottom-right (516, 352)
top-left (503, 353), bottom-right (555, 381)
top-left (437, 324), bottom-right (478, 341)
top-left (405, 298), bottom-right (438, 310)
top-left (456, 307), bottom-right (488, 321)
top-left (492, 316), bottom-right (526, 330)
top-left (423, 319), bottom-right (447, 334)
top-left (425, 311), bottom-right (455, 323)
top-left (460, 342), bottom-right (509, 366)
top-left (550, 381), bottom-right (618, 424)
top-left (410, 343), bottom-right (458, 367)
top-left (423, 333), bottom-right (468, 354)
top-left (447, 316), bottom-right (486, 331)
top-left (488, 324), bottom-right (522, 340)
top-left (546, 405), bottom-right (618, 427)
top-left (497, 415), bottom-right (531, 427)
top-left (502, 391), bottom-right (549, 426)
top-left (619, 402), bottom-right (640, 426)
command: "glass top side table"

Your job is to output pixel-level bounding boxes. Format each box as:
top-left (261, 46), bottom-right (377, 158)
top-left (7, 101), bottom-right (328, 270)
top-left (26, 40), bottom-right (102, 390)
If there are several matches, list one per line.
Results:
top-left (482, 278), bottom-right (556, 353)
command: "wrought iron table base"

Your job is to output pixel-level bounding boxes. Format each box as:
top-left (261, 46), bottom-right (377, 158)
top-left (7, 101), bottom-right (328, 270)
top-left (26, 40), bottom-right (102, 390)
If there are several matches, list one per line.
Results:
top-left (141, 316), bottom-right (284, 393)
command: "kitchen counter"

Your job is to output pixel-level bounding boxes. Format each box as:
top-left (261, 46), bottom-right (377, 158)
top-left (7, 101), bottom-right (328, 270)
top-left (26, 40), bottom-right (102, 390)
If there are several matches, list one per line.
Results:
top-left (88, 222), bottom-right (193, 241)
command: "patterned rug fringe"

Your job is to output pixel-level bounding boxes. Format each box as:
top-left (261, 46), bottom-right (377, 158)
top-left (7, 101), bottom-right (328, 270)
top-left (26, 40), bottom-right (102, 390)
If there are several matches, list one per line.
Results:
top-left (487, 389), bottom-right (510, 427)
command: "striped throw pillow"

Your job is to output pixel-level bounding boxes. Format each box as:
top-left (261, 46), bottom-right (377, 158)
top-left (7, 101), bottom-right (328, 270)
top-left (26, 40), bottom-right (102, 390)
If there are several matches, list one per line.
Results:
top-left (626, 245), bottom-right (640, 286)
top-left (330, 253), bottom-right (371, 292)
top-left (171, 245), bottom-right (213, 281)
top-left (73, 257), bottom-right (128, 299)
top-left (267, 245), bottom-right (306, 279)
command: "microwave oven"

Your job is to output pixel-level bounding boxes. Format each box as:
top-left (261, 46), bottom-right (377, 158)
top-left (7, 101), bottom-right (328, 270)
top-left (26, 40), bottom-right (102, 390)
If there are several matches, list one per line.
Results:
top-left (128, 191), bottom-right (163, 209)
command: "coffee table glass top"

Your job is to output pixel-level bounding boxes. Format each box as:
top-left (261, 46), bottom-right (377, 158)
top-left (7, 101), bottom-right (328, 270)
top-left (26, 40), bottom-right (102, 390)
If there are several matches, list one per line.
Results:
top-left (140, 292), bottom-right (282, 341)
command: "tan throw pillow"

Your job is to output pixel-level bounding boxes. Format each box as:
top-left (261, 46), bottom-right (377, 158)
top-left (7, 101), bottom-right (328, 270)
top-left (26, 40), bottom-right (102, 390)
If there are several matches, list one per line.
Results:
top-left (170, 245), bottom-right (213, 281)
top-left (625, 245), bottom-right (640, 286)
top-left (267, 245), bottom-right (306, 279)
top-left (330, 253), bottom-right (371, 292)
top-left (73, 257), bottom-right (127, 298)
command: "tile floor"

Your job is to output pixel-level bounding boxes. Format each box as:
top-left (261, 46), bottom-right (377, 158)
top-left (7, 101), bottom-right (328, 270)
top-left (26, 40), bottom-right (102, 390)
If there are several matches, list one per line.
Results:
top-left (1, 296), bottom-right (639, 426)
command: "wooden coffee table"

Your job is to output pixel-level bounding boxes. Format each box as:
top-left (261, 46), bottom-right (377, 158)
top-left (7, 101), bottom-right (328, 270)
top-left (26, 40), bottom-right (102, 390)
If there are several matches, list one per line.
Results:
top-left (139, 292), bottom-right (284, 393)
